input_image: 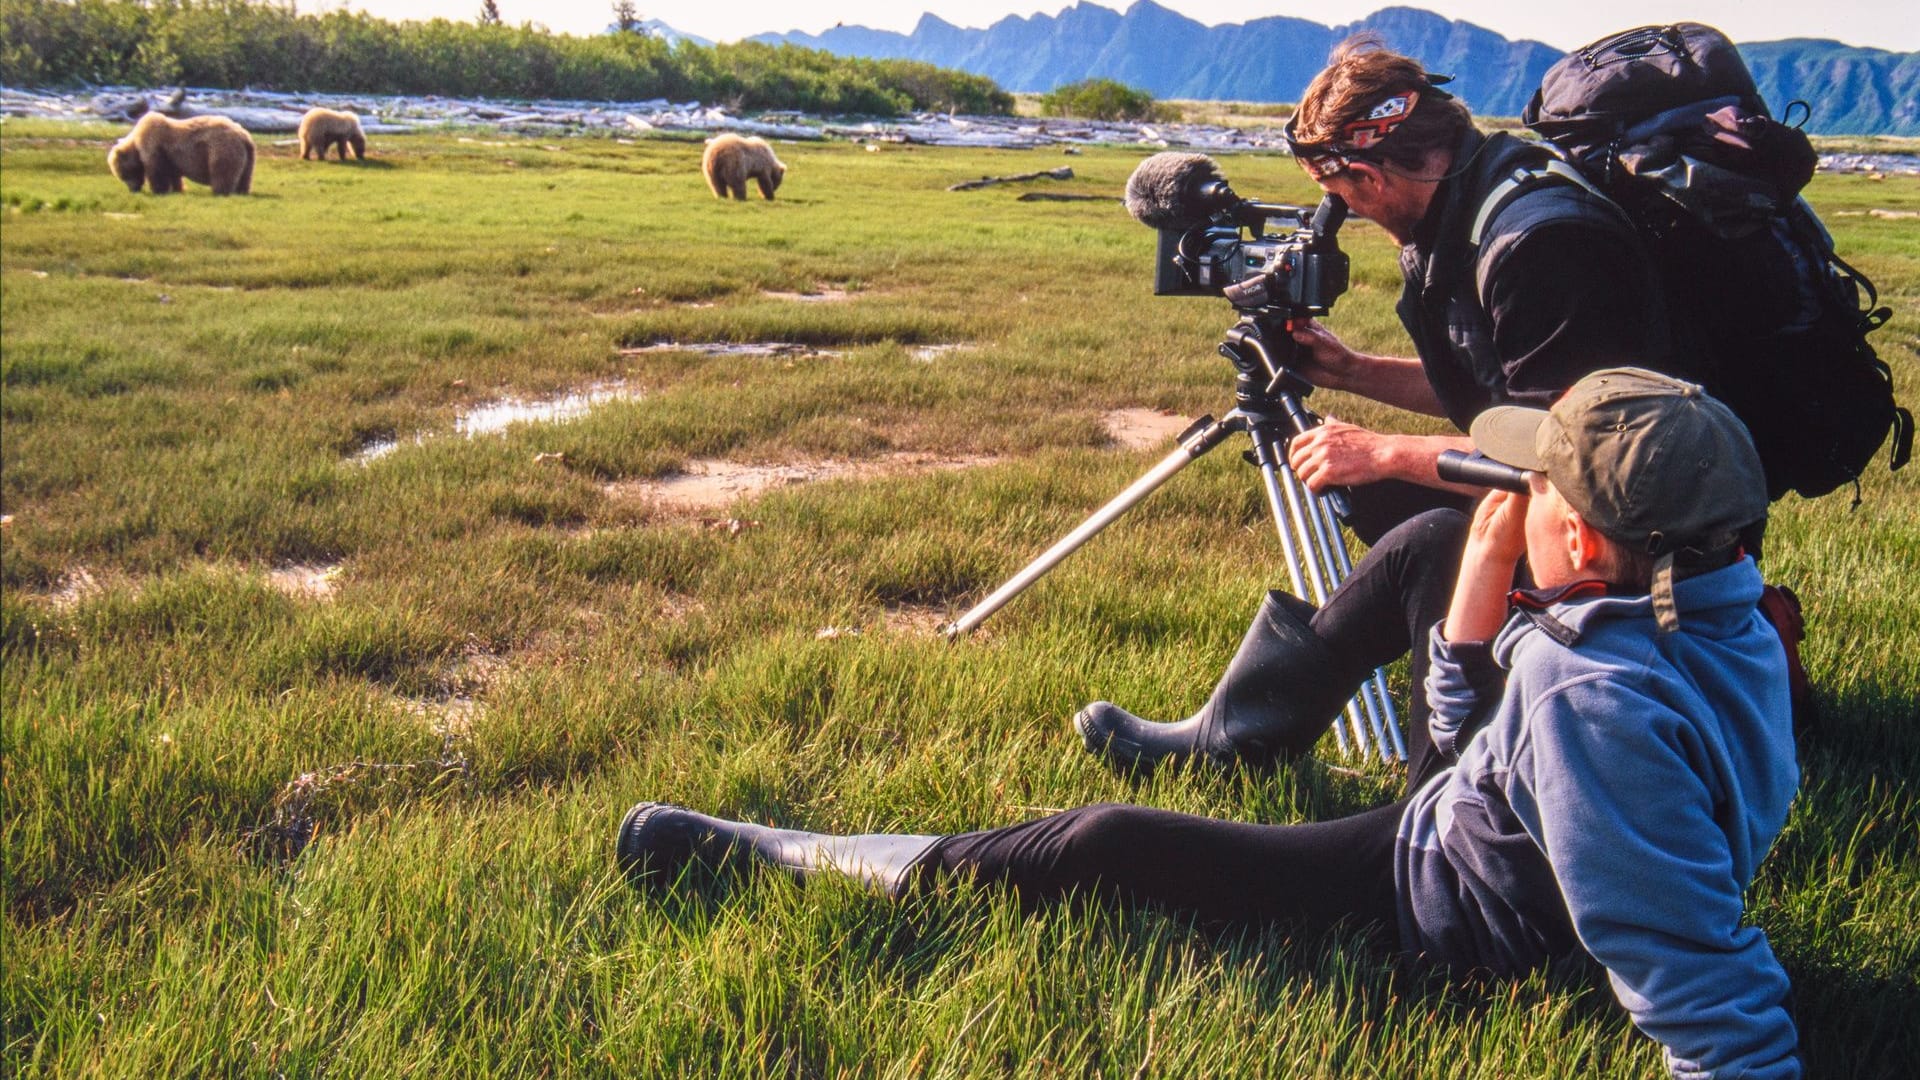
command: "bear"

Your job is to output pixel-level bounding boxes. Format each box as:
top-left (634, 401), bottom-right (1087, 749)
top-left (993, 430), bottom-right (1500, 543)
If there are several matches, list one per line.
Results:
top-left (701, 133), bottom-right (785, 201)
top-left (298, 107), bottom-right (367, 162)
top-left (107, 113), bottom-right (254, 195)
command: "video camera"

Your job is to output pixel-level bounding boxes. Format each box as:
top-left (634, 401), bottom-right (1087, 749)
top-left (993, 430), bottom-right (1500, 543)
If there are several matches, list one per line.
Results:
top-left (1124, 152), bottom-right (1350, 315)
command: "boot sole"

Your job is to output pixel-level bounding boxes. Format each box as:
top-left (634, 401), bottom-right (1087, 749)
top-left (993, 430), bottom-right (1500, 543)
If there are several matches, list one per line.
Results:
top-left (1073, 704), bottom-right (1159, 775)
top-left (615, 801), bottom-right (695, 885)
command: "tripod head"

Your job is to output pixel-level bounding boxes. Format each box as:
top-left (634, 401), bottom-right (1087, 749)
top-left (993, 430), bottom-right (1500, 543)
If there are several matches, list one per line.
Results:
top-left (1218, 313), bottom-right (1321, 439)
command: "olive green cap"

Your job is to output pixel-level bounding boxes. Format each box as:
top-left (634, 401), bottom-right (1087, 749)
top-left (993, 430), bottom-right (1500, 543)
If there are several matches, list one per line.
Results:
top-left (1470, 368), bottom-right (1767, 630)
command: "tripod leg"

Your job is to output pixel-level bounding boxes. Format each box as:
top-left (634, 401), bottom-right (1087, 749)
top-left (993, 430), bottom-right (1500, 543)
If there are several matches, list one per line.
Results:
top-left (946, 415), bottom-right (1236, 637)
top-left (1309, 493), bottom-right (1408, 762)
top-left (1273, 463), bottom-right (1375, 758)
top-left (1254, 442), bottom-right (1351, 756)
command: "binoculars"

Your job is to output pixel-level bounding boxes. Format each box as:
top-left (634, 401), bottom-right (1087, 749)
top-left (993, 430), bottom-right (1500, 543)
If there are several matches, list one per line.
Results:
top-left (1436, 450), bottom-right (1532, 493)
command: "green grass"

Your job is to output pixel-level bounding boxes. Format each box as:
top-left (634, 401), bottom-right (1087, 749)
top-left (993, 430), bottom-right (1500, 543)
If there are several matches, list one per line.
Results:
top-left (3, 117), bottom-right (1917, 1076)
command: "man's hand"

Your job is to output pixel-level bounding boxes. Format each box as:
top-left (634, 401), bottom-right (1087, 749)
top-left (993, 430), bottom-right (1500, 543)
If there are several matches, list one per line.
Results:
top-left (1288, 319), bottom-right (1360, 390)
top-left (1287, 418), bottom-right (1392, 491)
top-left (1286, 320), bottom-right (1449, 417)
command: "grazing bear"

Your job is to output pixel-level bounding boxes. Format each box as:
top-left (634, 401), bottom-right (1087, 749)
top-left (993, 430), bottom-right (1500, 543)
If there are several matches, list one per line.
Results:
top-left (701, 133), bottom-right (785, 201)
top-left (298, 107), bottom-right (367, 161)
top-left (107, 113), bottom-right (255, 195)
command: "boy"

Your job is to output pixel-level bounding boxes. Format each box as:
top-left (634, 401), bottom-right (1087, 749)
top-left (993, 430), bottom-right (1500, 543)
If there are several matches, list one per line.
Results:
top-left (617, 368), bottom-right (1801, 1078)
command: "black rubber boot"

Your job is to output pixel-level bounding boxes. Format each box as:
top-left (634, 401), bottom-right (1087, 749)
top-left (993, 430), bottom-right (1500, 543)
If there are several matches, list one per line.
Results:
top-left (1074, 590), bottom-right (1351, 773)
top-left (615, 802), bottom-right (942, 898)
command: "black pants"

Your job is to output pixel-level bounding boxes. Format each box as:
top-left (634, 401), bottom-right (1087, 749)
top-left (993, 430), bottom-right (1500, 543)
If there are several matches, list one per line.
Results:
top-left (928, 798), bottom-right (1407, 936)
top-left (1302, 502), bottom-right (1471, 790)
top-left (918, 489), bottom-right (1458, 937)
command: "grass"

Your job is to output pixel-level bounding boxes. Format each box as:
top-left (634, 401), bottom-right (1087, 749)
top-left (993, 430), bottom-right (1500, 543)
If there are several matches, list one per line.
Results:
top-left (3, 116), bottom-right (1917, 1076)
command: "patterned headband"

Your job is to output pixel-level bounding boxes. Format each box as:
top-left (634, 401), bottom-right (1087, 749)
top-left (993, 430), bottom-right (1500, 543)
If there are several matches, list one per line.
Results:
top-left (1285, 76), bottom-right (1454, 180)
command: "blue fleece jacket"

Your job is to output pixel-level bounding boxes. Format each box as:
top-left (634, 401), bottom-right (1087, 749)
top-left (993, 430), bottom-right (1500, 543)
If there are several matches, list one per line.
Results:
top-left (1396, 557), bottom-right (1800, 1079)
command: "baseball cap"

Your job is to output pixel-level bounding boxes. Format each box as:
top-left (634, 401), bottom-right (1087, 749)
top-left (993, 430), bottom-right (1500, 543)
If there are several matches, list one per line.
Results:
top-left (1469, 368), bottom-right (1767, 630)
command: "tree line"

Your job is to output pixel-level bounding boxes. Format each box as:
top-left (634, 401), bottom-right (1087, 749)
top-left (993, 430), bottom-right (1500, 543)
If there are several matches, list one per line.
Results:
top-left (0, 0), bottom-right (1015, 117)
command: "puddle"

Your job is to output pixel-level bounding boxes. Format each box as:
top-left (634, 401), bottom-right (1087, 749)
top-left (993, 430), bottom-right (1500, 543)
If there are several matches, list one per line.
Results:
top-left (268, 562), bottom-right (342, 600)
top-left (1102, 408), bottom-right (1195, 451)
top-left (909, 343), bottom-right (973, 362)
top-left (763, 287), bottom-right (852, 302)
top-left (618, 341), bottom-right (843, 359)
top-left (353, 381), bottom-right (639, 462)
top-left (455, 383), bottom-right (636, 436)
top-left (606, 452), bottom-right (999, 512)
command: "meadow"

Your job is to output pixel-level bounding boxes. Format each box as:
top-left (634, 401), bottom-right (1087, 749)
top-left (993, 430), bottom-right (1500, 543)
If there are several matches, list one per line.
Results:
top-left (2, 118), bottom-right (1916, 1077)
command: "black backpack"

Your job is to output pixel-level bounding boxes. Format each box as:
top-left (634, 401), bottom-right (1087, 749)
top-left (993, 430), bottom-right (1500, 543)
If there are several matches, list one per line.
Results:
top-left (1509, 22), bottom-right (1912, 501)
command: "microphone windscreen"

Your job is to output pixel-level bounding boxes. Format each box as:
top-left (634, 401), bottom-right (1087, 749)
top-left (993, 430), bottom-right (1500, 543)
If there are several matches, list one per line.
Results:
top-left (1124, 152), bottom-right (1224, 229)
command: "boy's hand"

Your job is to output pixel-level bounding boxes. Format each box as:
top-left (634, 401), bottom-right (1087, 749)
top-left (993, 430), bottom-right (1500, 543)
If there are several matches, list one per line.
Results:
top-left (1445, 488), bottom-right (1530, 644)
top-left (1466, 488), bottom-right (1529, 564)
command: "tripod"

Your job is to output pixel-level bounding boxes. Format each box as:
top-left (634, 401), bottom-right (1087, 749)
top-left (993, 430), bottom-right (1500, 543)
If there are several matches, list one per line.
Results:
top-left (945, 313), bottom-right (1406, 762)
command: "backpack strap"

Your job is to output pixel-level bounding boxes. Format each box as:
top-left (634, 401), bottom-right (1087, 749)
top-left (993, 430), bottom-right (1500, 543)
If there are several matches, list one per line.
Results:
top-left (1469, 158), bottom-right (1609, 247)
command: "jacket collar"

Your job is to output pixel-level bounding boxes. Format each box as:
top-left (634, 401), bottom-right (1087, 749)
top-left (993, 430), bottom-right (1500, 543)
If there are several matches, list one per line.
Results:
top-left (1492, 556), bottom-right (1766, 663)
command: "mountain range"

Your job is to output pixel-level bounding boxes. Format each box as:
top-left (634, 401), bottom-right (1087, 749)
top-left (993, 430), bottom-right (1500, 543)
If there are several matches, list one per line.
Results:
top-left (751, 3), bottom-right (1920, 136)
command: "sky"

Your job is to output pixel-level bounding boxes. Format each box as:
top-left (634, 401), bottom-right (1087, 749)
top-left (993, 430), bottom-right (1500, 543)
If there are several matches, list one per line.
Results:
top-left (329, 1), bottom-right (1920, 54)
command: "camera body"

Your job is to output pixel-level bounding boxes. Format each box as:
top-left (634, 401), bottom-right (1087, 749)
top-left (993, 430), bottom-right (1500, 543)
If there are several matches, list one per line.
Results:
top-left (1152, 197), bottom-right (1350, 316)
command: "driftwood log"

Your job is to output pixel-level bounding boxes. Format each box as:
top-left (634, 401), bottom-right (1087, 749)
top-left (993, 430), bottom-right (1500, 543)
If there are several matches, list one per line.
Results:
top-left (1016, 192), bottom-right (1120, 203)
top-left (947, 166), bottom-right (1073, 191)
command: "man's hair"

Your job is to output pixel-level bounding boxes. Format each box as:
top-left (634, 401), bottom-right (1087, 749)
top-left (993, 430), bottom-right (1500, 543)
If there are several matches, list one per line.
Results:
top-left (1292, 34), bottom-right (1474, 172)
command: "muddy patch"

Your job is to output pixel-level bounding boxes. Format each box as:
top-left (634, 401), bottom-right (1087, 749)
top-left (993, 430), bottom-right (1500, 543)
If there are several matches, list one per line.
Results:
top-left (1103, 408), bottom-right (1194, 451)
top-left (354, 380), bottom-right (639, 462)
top-left (881, 603), bottom-right (951, 636)
top-left (606, 452), bottom-right (999, 512)
top-left (396, 644), bottom-right (508, 737)
top-left (268, 562), bottom-right (341, 600)
top-left (46, 566), bottom-right (109, 609)
top-left (618, 341), bottom-right (843, 359)
top-left (762, 286), bottom-right (853, 302)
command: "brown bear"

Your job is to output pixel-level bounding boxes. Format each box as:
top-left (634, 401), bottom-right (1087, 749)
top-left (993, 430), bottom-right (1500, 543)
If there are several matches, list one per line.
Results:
top-left (298, 107), bottom-right (367, 161)
top-left (701, 133), bottom-right (785, 201)
top-left (107, 113), bottom-right (254, 195)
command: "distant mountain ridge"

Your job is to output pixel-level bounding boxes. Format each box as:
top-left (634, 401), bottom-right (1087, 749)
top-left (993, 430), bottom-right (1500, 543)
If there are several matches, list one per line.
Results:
top-left (752, 3), bottom-right (1920, 135)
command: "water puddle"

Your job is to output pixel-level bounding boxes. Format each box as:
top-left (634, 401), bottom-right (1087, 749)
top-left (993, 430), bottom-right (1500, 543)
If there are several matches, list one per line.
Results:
top-left (909, 343), bottom-right (974, 362)
top-left (353, 381), bottom-right (639, 462)
top-left (617, 341), bottom-right (843, 359)
top-left (1102, 408), bottom-right (1195, 451)
top-left (605, 452), bottom-right (999, 512)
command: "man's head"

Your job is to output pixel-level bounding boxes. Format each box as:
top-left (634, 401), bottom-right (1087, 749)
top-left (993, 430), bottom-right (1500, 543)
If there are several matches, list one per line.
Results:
top-left (1470, 369), bottom-right (1767, 624)
top-left (1286, 35), bottom-right (1476, 242)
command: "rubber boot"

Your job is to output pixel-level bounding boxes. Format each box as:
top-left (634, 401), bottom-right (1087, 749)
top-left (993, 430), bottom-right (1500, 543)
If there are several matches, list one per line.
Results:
top-left (616, 802), bottom-right (942, 898)
top-left (1074, 590), bottom-right (1352, 773)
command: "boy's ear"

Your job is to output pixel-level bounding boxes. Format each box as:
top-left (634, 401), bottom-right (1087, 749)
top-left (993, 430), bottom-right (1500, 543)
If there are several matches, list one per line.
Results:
top-left (1564, 509), bottom-right (1612, 574)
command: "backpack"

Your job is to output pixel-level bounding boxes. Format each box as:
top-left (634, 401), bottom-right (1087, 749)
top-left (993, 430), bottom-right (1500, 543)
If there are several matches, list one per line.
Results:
top-left (1506, 22), bottom-right (1912, 501)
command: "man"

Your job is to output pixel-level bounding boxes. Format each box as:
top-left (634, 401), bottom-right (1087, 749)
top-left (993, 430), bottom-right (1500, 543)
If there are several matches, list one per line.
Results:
top-left (618, 369), bottom-right (1801, 1079)
top-left (1075, 35), bottom-right (1682, 784)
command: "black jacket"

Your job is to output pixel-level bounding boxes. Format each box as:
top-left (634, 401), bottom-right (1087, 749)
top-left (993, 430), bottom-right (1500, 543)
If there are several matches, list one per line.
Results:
top-left (1395, 130), bottom-right (1681, 431)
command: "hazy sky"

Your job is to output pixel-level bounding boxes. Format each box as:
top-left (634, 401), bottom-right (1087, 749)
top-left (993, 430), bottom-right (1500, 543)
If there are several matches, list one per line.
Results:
top-left (331, 1), bottom-right (1920, 53)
